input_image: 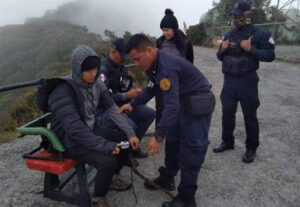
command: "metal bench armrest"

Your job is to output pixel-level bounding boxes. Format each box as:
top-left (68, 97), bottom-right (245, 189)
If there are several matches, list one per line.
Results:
top-left (18, 127), bottom-right (65, 152)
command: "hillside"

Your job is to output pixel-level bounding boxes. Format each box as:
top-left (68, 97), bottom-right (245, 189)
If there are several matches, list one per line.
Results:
top-left (0, 20), bottom-right (112, 142)
top-left (0, 20), bottom-right (109, 124)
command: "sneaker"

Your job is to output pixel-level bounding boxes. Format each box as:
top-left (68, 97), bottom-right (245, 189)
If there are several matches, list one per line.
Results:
top-left (109, 174), bottom-right (132, 191)
top-left (144, 167), bottom-right (175, 191)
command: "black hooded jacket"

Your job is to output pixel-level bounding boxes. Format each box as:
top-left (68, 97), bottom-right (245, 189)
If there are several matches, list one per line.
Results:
top-left (46, 45), bottom-right (135, 157)
top-left (156, 30), bottom-right (194, 63)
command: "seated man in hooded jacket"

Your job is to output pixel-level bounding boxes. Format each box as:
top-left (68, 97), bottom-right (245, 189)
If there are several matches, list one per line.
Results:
top-left (47, 45), bottom-right (140, 207)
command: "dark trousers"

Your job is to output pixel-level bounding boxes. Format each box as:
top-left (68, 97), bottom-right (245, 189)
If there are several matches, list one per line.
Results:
top-left (220, 72), bottom-right (260, 150)
top-left (163, 108), bottom-right (212, 200)
top-left (100, 104), bottom-right (155, 140)
top-left (77, 125), bottom-right (128, 197)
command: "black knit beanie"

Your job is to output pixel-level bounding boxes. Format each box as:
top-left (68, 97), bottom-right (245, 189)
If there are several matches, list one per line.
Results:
top-left (81, 56), bottom-right (101, 72)
top-left (160, 9), bottom-right (179, 30)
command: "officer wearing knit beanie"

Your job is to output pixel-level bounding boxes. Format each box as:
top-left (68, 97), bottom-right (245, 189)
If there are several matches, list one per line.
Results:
top-left (160, 9), bottom-right (179, 30)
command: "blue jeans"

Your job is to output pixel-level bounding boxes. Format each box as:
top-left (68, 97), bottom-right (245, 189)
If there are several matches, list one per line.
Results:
top-left (163, 108), bottom-right (212, 200)
top-left (99, 105), bottom-right (155, 140)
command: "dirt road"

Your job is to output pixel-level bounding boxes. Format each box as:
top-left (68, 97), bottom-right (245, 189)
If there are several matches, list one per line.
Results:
top-left (0, 46), bottom-right (299, 207)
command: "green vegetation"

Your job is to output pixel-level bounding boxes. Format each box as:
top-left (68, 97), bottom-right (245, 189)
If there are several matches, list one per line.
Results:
top-left (0, 89), bottom-right (42, 143)
top-left (187, 0), bottom-right (299, 46)
top-left (186, 23), bottom-right (209, 47)
top-left (0, 19), bottom-right (150, 143)
top-left (208, 0), bottom-right (271, 25)
top-left (0, 19), bottom-right (110, 142)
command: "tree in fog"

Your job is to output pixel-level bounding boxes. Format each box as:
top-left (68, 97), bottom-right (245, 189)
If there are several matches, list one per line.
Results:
top-left (211, 0), bottom-right (271, 25)
top-left (104, 29), bottom-right (117, 41)
top-left (123, 31), bottom-right (132, 41)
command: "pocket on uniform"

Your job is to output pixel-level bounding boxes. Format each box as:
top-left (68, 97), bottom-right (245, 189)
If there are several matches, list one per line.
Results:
top-left (183, 92), bottom-right (216, 118)
top-left (186, 116), bottom-right (211, 150)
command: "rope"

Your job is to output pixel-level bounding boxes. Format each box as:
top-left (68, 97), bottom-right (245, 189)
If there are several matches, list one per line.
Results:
top-left (129, 154), bottom-right (176, 198)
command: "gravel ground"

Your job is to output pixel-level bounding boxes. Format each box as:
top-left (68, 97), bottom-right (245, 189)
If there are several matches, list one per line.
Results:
top-left (0, 46), bottom-right (299, 207)
top-left (275, 45), bottom-right (300, 62)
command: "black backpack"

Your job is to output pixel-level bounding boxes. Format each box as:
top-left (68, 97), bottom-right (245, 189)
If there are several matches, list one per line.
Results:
top-left (36, 78), bottom-right (64, 113)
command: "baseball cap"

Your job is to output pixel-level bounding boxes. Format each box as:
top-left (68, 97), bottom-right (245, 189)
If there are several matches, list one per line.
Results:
top-left (230, 0), bottom-right (252, 16)
top-left (112, 38), bottom-right (129, 60)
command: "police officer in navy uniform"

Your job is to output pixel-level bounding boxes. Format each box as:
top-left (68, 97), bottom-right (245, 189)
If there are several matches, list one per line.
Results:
top-left (99, 38), bottom-right (155, 158)
top-left (213, 0), bottom-right (275, 163)
top-left (120, 34), bottom-right (215, 207)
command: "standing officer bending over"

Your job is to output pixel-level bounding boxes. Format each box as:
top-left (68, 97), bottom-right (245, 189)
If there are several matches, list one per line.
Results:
top-left (213, 0), bottom-right (275, 163)
top-left (120, 34), bottom-right (215, 207)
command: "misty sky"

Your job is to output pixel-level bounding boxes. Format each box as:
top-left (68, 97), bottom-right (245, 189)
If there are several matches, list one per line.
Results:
top-left (0, 0), bottom-right (289, 36)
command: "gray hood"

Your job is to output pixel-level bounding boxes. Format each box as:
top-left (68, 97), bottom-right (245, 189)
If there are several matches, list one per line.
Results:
top-left (71, 45), bottom-right (100, 87)
top-left (71, 45), bottom-right (101, 129)
top-left (68, 45), bottom-right (136, 138)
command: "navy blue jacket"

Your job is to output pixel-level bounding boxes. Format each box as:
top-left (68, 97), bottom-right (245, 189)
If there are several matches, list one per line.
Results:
top-left (100, 57), bottom-right (128, 105)
top-left (131, 50), bottom-right (211, 139)
top-left (217, 24), bottom-right (275, 72)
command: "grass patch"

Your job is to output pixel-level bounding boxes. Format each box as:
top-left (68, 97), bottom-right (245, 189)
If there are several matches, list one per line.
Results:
top-left (0, 130), bottom-right (18, 144)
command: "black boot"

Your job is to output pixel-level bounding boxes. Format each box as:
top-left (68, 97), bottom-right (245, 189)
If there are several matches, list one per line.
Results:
top-left (144, 167), bottom-right (175, 191)
top-left (213, 142), bottom-right (234, 153)
top-left (132, 149), bottom-right (148, 159)
top-left (242, 149), bottom-right (256, 163)
top-left (162, 195), bottom-right (196, 207)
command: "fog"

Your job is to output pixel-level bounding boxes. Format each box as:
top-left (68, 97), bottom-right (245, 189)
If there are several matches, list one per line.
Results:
top-left (0, 0), bottom-right (74, 25)
top-left (0, 0), bottom-right (214, 36)
top-left (0, 0), bottom-right (286, 36)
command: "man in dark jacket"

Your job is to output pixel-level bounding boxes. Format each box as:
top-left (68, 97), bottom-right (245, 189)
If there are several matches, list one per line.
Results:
top-left (120, 34), bottom-right (214, 207)
top-left (47, 45), bottom-right (140, 207)
top-left (213, 0), bottom-right (275, 163)
top-left (99, 38), bottom-right (155, 158)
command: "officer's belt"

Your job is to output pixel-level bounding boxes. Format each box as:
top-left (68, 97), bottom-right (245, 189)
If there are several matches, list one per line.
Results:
top-left (180, 90), bottom-right (211, 99)
top-left (224, 71), bottom-right (257, 78)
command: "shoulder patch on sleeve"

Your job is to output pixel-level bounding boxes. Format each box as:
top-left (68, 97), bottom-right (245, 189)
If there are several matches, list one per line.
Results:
top-left (268, 37), bottom-right (275, 45)
top-left (160, 78), bottom-right (171, 91)
top-left (100, 73), bottom-right (107, 82)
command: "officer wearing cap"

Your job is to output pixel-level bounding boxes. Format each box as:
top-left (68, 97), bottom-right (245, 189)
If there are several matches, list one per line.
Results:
top-left (99, 38), bottom-right (155, 158)
top-left (213, 0), bottom-right (275, 163)
top-left (120, 34), bottom-right (215, 207)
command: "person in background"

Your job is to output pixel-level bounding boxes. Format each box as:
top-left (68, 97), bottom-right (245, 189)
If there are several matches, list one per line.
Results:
top-left (213, 0), bottom-right (275, 163)
top-left (156, 8), bottom-right (194, 63)
top-left (155, 8), bottom-right (195, 132)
